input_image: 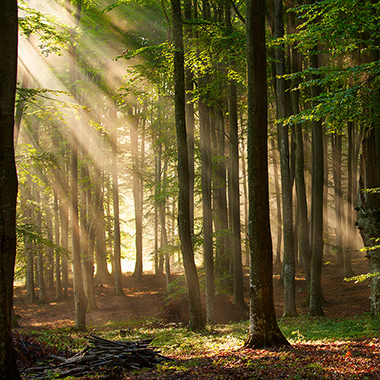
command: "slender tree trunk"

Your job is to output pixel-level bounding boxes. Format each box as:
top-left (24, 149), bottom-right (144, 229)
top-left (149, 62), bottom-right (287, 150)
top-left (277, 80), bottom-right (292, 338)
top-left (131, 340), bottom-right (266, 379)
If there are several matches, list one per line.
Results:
top-left (94, 166), bottom-right (110, 282)
top-left (271, 138), bottom-right (282, 264)
top-left (308, 43), bottom-right (325, 317)
top-left (111, 107), bottom-right (123, 295)
top-left (274, 0), bottom-right (296, 317)
top-left (67, 0), bottom-right (88, 329)
top-left (54, 190), bottom-right (63, 300)
top-left (331, 133), bottom-right (344, 268)
top-left (199, 100), bottom-right (215, 323)
top-left (171, 0), bottom-right (204, 331)
top-left (184, 0), bottom-right (195, 236)
top-left (244, 0), bottom-right (289, 348)
top-left (130, 107), bottom-right (143, 281)
top-left (345, 121), bottom-right (355, 277)
top-left (225, 0), bottom-right (245, 309)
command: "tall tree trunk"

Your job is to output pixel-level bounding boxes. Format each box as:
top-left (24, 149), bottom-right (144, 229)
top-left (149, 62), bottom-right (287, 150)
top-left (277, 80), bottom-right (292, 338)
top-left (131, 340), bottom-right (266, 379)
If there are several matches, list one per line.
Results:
top-left (271, 138), bottom-right (283, 264)
top-left (67, 0), bottom-right (88, 330)
top-left (111, 107), bottom-right (123, 295)
top-left (171, 0), bottom-right (204, 331)
top-left (199, 100), bottom-right (215, 323)
top-left (94, 166), bottom-right (110, 282)
top-left (308, 43), bottom-right (325, 317)
top-left (184, 0), bottom-right (195, 235)
top-left (60, 159), bottom-right (69, 297)
top-left (356, 4), bottom-right (380, 315)
top-left (131, 107), bottom-right (143, 281)
top-left (212, 108), bottom-right (230, 288)
top-left (345, 121), bottom-right (355, 277)
top-left (225, 0), bottom-right (245, 310)
top-left (80, 164), bottom-right (97, 311)
top-left (274, 0), bottom-right (296, 317)
top-left (331, 133), bottom-right (344, 268)
top-left (244, 0), bottom-right (289, 348)
top-left (54, 189), bottom-right (63, 300)
top-left (0, 0), bottom-right (20, 375)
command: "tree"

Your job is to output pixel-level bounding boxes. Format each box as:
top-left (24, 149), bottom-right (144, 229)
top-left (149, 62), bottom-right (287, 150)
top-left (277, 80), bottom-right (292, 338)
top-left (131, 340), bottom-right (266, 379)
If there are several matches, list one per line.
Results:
top-left (67, 0), bottom-right (88, 330)
top-left (0, 0), bottom-right (21, 377)
top-left (244, 0), bottom-right (289, 348)
top-left (274, 0), bottom-right (296, 317)
top-left (171, 0), bottom-right (204, 331)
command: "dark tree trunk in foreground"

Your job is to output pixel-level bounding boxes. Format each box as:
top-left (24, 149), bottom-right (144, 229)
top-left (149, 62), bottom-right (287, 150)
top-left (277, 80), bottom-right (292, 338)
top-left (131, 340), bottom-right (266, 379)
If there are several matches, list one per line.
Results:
top-left (171, 0), bottom-right (204, 331)
top-left (244, 0), bottom-right (289, 348)
top-left (0, 0), bottom-right (21, 378)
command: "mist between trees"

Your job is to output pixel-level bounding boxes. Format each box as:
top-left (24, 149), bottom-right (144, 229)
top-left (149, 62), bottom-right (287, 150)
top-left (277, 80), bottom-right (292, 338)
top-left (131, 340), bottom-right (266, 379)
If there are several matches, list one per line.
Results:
top-left (2, 0), bottom-right (380, 378)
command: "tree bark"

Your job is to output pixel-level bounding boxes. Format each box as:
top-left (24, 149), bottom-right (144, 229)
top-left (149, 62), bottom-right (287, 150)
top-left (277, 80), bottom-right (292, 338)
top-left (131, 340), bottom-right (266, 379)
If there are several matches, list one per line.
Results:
top-left (308, 45), bottom-right (325, 317)
top-left (244, 0), bottom-right (289, 348)
top-left (171, 0), bottom-right (204, 331)
top-left (0, 0), bottom-right (20, 377)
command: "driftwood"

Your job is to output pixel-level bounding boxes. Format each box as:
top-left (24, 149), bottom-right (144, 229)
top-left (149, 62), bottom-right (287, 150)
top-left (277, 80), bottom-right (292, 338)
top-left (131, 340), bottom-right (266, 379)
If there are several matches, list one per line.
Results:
top-left (22, 334), bottom-right (171, 379)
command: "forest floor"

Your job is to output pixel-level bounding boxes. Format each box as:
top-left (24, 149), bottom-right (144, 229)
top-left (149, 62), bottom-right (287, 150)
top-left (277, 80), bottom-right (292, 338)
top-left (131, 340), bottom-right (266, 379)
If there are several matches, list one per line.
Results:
top-left (13, 255), bottom-right (380, 379)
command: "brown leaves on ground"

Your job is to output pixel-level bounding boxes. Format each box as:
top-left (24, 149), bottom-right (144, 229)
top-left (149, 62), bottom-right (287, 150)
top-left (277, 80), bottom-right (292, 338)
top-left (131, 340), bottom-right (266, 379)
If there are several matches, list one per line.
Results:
top-left (128, 340), bottom-right (380, 379)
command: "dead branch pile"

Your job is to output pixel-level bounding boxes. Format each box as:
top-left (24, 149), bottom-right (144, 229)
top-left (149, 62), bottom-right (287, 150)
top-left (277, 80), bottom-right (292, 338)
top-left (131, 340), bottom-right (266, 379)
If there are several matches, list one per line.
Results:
top-left (22, 334), bottom-right (171, 379)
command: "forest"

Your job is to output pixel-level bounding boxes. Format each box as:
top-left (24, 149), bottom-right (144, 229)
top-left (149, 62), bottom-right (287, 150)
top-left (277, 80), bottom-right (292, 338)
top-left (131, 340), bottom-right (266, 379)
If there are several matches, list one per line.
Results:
top-left (1, 0), bottom-right (380, 378)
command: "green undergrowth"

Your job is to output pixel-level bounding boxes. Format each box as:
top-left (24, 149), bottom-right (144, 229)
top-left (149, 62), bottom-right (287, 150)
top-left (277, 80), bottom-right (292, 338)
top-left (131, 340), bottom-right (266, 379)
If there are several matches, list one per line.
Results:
top-left (25, 313), bottom-right (380, 356)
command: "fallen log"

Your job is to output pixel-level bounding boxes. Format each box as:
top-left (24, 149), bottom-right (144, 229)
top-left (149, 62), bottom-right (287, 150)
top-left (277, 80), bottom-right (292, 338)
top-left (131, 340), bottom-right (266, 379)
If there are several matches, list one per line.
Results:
top-left (22, 334), bottom-right (171, 379)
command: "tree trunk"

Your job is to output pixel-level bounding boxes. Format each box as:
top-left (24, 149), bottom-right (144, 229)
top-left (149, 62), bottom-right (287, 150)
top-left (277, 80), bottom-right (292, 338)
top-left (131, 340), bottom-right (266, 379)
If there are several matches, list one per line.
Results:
top-left (271, 138), bottom-right (283, 264)
top-left (67, 0), bottom-right (88, 330)
top-left (130, 107), bottom-right (143, 281)
top-left (244, 0), bottom-right (289, 348)
top-left (199, 99), bottom-right (215, 323)
top-left (94, 166), bottom-right (110, 282)
top-left (345, 121), bottom-right (355, 277)
top-left (274, 0), bottom-right (296, 317)
top-left (225, 0), bottom-right (245, 310)
top-left (54, 189), bottom-right (63, 300)
top-left (0, 0), bottom-right (20, 376)
top-left (111, 107), bottom-right (123, 295)
top-left (331, 133), bottom-right (344, 268)
top-left (171, 0), bottom-right (204, 331)
top-left (308, 44), bottom-right (325, 317)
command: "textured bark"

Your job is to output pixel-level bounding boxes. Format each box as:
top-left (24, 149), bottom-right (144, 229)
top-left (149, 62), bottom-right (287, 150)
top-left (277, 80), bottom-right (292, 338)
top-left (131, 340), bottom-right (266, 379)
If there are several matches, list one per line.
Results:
top-left (171, 0), bottom-right (204, 331)
top-left (244, 0), bottom-right (289, 348)
top-left (0, 0), bottom-right (20, 377)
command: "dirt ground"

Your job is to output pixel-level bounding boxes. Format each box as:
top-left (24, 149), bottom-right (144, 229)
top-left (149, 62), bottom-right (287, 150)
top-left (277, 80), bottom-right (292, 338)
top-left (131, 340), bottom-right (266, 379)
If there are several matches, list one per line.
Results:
top-left (13, 255), bottom-right (371, 331)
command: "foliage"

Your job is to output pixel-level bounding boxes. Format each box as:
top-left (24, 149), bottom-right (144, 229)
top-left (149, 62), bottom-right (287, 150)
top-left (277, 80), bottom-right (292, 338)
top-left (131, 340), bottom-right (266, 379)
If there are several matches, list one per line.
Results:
top-left (18, 0), bottom-right (70, 56)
